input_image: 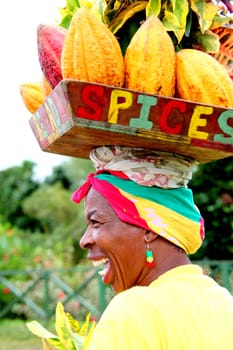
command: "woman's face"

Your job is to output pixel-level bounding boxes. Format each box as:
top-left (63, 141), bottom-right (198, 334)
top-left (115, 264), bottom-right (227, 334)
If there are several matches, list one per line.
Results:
top-left (79, 188), bottom-right (146, 293)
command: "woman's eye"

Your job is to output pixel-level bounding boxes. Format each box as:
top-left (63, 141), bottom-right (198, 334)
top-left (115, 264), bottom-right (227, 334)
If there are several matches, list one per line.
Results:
top-left (90, 219), bottom-right (99, 226)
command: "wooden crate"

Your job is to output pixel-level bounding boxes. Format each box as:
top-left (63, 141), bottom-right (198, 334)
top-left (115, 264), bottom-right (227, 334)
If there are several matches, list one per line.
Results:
top-left (29, 79), bottom-right (233, 163)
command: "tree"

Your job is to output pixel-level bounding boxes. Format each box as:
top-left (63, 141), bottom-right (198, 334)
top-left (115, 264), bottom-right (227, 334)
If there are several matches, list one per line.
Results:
top-left (0, 161), bottom-right (41, 230)
top-left (22, 158), bottom-right (94, 263)
top-left (45, 158), bottom-right (94, 190)
top-left (189, 157), bottom-right (233, 260)
top-left (22, 182), bottom-right (87, 263)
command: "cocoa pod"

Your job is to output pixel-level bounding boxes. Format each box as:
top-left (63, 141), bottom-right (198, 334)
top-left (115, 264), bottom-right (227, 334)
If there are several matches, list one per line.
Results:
top-left (37, 24), bottom-right (67, 89)
top-left (176, 48), bottom-right (233, 108)
top-left (61, 8), bottom-right (124, 87)
top-left (124, 15), bottom-right (176, 96)
top-left (19, 82), bottom-right (45, 113)
top-left (41, 74), bottom-right (52, 98)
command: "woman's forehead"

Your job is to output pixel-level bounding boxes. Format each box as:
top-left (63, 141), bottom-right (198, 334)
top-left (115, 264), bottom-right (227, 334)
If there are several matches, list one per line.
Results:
top-left (86, 187), bottom-right (104, 203)
top-left (85, 188), bottom-right (114, 215)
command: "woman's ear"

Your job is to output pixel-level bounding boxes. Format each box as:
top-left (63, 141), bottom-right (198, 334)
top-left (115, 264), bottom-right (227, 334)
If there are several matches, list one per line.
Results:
top-left (144, 230), bottom-right (158, 243)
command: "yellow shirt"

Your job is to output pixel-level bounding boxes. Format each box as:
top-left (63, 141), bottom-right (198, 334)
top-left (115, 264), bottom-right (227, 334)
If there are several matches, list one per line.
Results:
top-left (86, 265), bottom-right (233, 349)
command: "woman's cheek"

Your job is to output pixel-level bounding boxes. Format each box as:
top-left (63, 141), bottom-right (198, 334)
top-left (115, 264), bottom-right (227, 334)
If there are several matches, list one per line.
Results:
top-left (92, 229), bottom-right (100, 240)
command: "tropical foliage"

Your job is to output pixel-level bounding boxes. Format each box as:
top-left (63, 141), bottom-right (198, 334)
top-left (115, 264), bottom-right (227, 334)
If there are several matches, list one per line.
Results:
top-left (27, 302), bottom-right (96, 350)
top-left (58, 0), bottom-right (233, 54)
top-left (190, 157), bottom-right (233, 259)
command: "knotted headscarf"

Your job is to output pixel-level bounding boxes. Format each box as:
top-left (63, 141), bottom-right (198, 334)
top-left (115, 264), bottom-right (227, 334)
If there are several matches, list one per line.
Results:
top-left (72, 146), bottom-right (205, 254)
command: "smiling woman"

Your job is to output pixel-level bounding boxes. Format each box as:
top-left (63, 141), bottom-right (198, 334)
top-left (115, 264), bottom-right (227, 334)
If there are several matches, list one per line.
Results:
top-left (80, 187), bottom-right (148, 292)
top-left (71, 145), bottom-right (233, 350)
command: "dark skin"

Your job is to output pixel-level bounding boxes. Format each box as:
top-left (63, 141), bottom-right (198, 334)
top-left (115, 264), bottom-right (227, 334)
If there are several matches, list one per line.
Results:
top-left (80, 188), bottom-right (191, 293)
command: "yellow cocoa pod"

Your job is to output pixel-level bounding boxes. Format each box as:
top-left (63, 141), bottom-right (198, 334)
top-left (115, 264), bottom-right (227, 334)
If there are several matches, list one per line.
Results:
top-left (176, 49), bottom-right (233, 108)
top-left (124, 15), bottom-right (176, 96)
top-left (41, 74), bottom-right (53, 98)
top-left (19, 82), bottom-right (45, 113)
top-left (61, 7), bottom-right (124, 87)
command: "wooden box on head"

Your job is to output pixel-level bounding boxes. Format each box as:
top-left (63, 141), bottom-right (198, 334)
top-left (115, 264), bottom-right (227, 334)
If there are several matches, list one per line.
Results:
top-left (29, 79), bottom-right (233, 163)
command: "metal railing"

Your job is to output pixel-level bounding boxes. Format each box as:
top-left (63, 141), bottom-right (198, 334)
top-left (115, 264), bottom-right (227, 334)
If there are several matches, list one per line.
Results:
top-left (0, 260), bottom-right (232, 321)
top-left (195, 259), bottom-right (233, 293)
top-left (0, 266), bottom-right (110, 321)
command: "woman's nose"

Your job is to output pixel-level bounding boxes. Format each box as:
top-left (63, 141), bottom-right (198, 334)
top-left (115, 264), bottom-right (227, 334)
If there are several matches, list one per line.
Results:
top-left (79, 227), bottom-right (95, 249)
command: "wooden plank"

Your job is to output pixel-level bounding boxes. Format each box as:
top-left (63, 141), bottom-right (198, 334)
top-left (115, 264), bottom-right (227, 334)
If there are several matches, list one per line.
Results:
top-left (29, 79), bottom-right (233, 163)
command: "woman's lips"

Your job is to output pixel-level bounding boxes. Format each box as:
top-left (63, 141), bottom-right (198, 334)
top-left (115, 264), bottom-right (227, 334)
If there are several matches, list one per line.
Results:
top-left (92, 258), bottom-right (111, 281)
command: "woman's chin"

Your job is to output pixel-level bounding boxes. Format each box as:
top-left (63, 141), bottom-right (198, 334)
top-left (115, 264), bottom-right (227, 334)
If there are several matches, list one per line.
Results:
top-left (99, 262), bottom-right (125, 293)
top-left (99, 260), bottom-right (112, 284)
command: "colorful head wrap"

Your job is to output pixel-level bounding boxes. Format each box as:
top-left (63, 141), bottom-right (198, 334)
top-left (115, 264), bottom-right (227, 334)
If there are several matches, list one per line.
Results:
top-left (72, 146), bottom-right (205, 254)
top-left (90, 146), bottom-right (197, 188)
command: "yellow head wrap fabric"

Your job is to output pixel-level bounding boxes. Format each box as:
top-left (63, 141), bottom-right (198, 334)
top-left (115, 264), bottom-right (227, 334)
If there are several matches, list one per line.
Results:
top-left (72, 146), bottom-right (205, 254)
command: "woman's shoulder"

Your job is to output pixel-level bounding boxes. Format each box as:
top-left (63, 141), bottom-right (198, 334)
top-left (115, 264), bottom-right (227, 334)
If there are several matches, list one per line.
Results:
top-left (105, 285), bottom-right (157, 316)
top-left (98, 285), bottom-right (163, 334)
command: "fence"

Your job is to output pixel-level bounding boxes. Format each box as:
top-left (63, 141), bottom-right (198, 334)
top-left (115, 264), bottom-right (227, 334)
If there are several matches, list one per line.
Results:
top-left (197, 259), bottom-right (233, 292)
top-left (0, 260), bottom-right (232, 321)
top-left (0, 266), bottom-right (111, 322)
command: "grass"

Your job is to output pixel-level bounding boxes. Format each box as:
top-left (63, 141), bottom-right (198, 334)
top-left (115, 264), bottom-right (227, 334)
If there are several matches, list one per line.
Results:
top-left (0, 318), bottom-right (43, 350)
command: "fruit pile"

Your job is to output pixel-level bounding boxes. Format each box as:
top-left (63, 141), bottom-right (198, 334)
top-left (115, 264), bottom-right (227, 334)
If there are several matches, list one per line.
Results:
top-left (20, 0), bottom-right (233, 115)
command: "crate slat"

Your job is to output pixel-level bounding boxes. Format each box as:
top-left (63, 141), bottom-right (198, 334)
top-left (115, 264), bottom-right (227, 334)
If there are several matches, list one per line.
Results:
top-left (29, 79), bottom-right (233, 163)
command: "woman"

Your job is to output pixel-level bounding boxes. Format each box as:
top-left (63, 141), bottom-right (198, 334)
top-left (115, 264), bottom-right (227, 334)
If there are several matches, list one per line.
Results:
top-left (72, 146), bottom-right (233, 350)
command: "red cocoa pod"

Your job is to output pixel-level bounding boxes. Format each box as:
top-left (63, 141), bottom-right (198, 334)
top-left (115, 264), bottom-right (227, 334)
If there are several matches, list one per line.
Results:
top-left (37, 24), bottom-right (67, 89)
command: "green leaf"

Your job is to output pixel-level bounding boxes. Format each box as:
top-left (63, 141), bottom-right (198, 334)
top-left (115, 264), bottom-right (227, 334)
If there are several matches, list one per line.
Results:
top-left (66, 0), bottom-right (80, 12)
top-left (79, 313), bottom-right (91, 336)
top-left (184, 9), bottom-right (192, 37)
top-left (210, 14), bottom-right (232, 30)
top-left (58, 6), bottom-right (71, 18)
top-left (146, 0), bottom-right (161, 18)
top-left (162, 0), bottom-right (189, 43)
top-left (195, 29), bottom-right (220, 53)
top-left (104, 0), bottom-right (129, 24)
top-left (58, 4), bottom-right (74, 28)
top-left (83, 321), bottom-right (96, 350)
top-left (26, 321), bottom-right (57, 339)
top-left (72, 333), bottom-right (85, 350)
top-left (108, 1), bottom-right (147, 33)
top-left (190, 0), bottom-right (218, 33)
top-left (59, 14), bottom-right (73, 28)
top-left (66, 312), bottom-right (81, 333)
top-left (55, 302), bottom-right (76, 350)
top-left (26, 320), bottom-right (66, 350)
top-left (46, 338), bottom-right (67, 350)
top-left (86, 0), bottom-right (107, 21)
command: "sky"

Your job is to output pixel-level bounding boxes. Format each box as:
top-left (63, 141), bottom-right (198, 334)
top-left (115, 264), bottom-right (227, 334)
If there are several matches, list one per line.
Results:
top-left (0, 0), bottom-right (68, 180)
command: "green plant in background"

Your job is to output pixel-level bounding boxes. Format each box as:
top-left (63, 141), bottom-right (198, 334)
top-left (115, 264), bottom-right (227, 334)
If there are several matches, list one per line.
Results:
top-left (0, 161), bottom-right (41, 231)
top-left (0, 160), bottom-right (92, 268)
top-left (27, 302), bottom-right (96, 350)
top-left (0, 218), bottom-right (73, 271)
top-left (22, 182), bottom-right (87, 266)
top-left (0, 318), bottom-right (42, 349)
top-left (190, 157), bottom-right (233, 260)
top-left (0, 216), bottom-right (85, 319)
top-left (58, 0), bottom-right (232, 55)
top-left (0, 220), bottom-right (35, 271)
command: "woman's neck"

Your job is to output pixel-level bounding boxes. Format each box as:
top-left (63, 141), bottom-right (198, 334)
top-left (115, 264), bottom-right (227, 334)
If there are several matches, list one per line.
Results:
top-left (138, 237), bottom-right (191, 286)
